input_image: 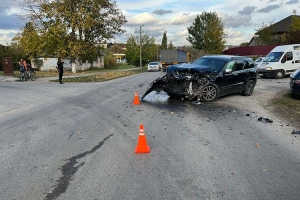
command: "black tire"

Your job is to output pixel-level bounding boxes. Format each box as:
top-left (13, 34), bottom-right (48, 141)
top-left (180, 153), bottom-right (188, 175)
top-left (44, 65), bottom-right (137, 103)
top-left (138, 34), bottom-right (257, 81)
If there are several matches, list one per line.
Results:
top-left (30, 71), bottom-right (36, 81)
top-left (19, 72), bottom-right (27, 82)
top-left (242, 80), bottom-right (255, 96)
top-left (274, 70), bottom-right (285, 79)
top-left (201, 83), bottom-right (219, 102)
top-left (19, 72), bottom-right (25, 82)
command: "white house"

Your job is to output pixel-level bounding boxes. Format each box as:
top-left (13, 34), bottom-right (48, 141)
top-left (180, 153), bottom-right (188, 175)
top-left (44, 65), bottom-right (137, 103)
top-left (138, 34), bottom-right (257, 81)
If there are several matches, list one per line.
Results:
top-left (31, 57), bottom-right (104, 71)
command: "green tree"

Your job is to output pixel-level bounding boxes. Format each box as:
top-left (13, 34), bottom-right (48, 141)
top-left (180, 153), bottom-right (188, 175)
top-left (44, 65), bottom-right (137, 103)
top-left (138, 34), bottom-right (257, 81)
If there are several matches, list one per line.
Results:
top-left (167, 41), bottom-right (175, 49)
top-left (180, 45), bottom-right (205, 62)
top-left (286, 11), bottom-right (300, 44)
top-left (255, 21), bottom-right (280, 45)
top-left (186, 12), bottom-right (226, 54)
top-left (13, 22), bottom-right (42, 59)
top-left (126, 32), bottom-right (156, 66)
top-left (104, 51), bottom-right (117, 69)
top-left (16, 0), bottom-right (126, 71)
top-left (0, 41), bottom-right (26, 70)
top-left (161, 31), bottom-right (167, 50)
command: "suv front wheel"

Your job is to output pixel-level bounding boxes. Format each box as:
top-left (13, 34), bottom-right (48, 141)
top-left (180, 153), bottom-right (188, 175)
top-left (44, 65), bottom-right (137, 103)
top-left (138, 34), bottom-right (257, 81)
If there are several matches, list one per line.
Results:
top-left (201, 83), bottom-right (219, 102)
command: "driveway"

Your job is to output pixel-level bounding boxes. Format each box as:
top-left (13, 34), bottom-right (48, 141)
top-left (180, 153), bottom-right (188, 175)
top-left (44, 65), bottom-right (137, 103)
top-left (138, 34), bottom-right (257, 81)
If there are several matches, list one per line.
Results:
top-left (217, 76), bottom-right (298, 129)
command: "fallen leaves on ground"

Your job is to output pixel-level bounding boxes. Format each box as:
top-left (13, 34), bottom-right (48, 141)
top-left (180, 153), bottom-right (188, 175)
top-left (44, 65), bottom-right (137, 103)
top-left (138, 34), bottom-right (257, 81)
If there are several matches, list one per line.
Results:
top-left (60, 69), bottom-right (146, 83)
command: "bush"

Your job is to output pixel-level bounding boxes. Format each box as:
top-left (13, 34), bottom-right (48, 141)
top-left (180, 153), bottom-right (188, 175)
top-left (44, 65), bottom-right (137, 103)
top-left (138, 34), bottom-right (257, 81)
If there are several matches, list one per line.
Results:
top-left (104, 54), bottom-right (117, 69)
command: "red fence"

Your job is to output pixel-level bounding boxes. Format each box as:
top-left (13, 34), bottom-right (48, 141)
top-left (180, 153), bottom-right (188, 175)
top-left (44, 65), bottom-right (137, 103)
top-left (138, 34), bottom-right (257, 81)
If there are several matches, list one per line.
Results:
top-left (223, 45), bottom-right (277, 56)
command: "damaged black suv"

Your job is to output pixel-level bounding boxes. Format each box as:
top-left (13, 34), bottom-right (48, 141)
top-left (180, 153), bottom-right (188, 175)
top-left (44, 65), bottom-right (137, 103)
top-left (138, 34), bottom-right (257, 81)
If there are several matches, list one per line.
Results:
top-left (142, 55), bottom-right (257, 102)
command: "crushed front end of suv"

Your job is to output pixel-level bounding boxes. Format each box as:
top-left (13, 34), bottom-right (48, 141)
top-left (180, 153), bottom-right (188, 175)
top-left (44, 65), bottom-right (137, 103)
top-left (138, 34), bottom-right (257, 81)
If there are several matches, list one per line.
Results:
top-left (141, 55), bottom-right (257, 102)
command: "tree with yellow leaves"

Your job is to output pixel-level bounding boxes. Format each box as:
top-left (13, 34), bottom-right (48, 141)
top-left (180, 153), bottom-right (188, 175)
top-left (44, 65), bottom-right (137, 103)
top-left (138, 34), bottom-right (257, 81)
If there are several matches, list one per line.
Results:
top-left (15, 0), bottom-right (127, 71)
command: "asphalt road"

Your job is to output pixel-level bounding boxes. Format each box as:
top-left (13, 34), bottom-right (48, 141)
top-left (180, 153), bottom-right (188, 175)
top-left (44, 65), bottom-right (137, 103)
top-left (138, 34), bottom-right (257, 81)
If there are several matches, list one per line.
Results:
top-left (0, 72), bottom-right (300, 200)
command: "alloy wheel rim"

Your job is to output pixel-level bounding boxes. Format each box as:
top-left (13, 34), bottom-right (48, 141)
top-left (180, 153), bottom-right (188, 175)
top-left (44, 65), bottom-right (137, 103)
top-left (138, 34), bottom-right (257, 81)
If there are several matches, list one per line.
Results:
top-left (202, 86), bottom-right (216, 100)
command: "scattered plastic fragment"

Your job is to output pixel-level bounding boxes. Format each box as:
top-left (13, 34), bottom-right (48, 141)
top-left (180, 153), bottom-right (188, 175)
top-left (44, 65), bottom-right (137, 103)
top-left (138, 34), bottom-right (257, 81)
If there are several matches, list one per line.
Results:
top-left (192, 101), bottom-right (201, 105)
top-left (246, 114), bottom-right (250, 116)
top-left (291, 130), bottom-right (300, 134)
top-left (263, 169), bottom-right (268, 172)
top-left (255, 143), bottom-right (260, 147)
top-left (258, 117), bottom-right (273, 123)
top-left (78, 131), bottom-right (81, 134)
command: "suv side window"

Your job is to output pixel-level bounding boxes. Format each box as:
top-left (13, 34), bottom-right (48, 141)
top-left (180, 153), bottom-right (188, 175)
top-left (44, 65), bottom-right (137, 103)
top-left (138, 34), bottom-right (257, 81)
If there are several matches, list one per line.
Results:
top-left (225, 61), bottom-right (235, 72)
top-left (235, 61), bottom-right (244, 71)
top-left (243, 61), bottom-right (255, 69)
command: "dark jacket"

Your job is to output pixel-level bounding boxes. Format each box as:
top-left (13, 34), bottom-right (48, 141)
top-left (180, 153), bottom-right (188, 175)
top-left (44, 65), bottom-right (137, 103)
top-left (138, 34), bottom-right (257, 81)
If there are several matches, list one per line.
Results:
top-left (57, 61), bottom-right (64, 73)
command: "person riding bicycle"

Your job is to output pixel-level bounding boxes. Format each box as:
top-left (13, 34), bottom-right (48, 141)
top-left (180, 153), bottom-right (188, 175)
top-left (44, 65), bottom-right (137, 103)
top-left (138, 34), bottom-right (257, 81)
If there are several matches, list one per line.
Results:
top-left (18, 59), bottom-right (28, 81)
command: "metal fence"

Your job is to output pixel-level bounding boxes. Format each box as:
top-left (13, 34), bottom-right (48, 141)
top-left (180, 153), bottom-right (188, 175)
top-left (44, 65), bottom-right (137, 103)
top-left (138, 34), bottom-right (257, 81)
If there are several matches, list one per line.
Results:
top-left (223, 45), bottom-right (277, 56)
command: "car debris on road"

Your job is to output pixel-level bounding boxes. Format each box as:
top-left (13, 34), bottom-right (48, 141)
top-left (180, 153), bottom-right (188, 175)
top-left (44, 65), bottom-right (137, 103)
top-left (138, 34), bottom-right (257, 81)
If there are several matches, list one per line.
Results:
top-left (258, 117), bottom-right (273, 123)
top-left (291, 130), bottom-right (300, 134)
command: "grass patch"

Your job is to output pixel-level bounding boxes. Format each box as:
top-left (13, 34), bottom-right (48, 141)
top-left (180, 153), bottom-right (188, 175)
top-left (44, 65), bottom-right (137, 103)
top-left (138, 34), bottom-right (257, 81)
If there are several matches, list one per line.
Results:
top-left (114, 63), bottom-right (138, 70)
top-left (52, 67), bottom-right (147, 83)
top-left (12, 70), bottom-right (63, 78)
top-left (271, 92), bottom-right (300, 129)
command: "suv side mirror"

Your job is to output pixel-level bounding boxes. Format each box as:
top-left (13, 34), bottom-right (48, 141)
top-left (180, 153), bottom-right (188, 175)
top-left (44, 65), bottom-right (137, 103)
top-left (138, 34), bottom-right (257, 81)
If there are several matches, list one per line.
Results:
top-left (225, 68), bottom-right (232, 73)
top-left (281, 58), bottom-right (286, 63)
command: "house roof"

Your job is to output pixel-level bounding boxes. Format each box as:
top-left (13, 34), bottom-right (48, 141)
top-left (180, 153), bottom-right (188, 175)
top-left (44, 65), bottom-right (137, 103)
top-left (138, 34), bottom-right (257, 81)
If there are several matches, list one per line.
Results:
top-left (256, 15), bottom-right (300, 34)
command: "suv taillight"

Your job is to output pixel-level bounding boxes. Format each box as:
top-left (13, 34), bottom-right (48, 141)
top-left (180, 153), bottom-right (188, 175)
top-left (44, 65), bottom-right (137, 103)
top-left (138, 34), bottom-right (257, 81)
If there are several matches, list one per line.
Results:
top-left (294, 80), bottom-right (300, 84)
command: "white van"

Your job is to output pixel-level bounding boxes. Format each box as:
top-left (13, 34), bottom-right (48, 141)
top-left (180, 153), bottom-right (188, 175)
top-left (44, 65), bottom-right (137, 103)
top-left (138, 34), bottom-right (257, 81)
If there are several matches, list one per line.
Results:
top-left (257, 44), bottom-right (300, 78)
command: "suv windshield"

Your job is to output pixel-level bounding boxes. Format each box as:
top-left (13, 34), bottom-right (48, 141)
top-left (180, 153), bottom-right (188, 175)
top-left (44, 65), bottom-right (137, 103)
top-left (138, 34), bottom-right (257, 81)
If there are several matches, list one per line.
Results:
top-left (149, 62), bottom-right (159, 65)
top-left (264, 52), bottom-right (283, 62)
top-left (193, 58), bottom-right (226, 72)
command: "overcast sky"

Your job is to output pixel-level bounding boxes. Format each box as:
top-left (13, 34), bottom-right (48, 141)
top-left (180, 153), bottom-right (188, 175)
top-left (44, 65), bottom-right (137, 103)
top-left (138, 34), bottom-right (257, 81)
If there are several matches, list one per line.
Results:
top-left (0, 0), bottom-right (299, 46)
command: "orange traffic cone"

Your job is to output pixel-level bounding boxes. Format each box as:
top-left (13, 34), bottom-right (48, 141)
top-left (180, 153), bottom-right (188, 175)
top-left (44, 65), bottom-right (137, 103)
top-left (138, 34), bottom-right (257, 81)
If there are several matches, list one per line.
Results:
top-left (135, 124), bottom-right (150, 154)
top-left (133, 91), bottom-right (140, 105)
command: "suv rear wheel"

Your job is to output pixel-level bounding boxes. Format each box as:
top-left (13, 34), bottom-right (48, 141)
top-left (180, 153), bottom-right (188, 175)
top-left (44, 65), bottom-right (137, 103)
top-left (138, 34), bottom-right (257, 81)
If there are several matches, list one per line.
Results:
top-left (242, 80), bottom-right (255, 96)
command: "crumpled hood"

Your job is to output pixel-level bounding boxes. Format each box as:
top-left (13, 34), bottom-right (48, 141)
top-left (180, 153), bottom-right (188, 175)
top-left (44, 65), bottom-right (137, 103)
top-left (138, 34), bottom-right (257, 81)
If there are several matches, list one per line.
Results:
top-left (166, 63), bottom-right (211, 74)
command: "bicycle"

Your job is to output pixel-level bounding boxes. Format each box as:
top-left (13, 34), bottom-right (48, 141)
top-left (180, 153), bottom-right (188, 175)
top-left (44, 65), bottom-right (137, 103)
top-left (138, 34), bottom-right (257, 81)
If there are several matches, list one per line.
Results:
top-left (19, 67), bottom-right (36, 81)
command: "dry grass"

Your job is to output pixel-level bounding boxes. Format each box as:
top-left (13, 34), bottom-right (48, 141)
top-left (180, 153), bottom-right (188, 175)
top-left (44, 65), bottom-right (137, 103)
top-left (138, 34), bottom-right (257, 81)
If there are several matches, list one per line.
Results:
top-left (51, 67), bottom-right (147, 82)
top-left (271, 92), bottom-right (300, 129)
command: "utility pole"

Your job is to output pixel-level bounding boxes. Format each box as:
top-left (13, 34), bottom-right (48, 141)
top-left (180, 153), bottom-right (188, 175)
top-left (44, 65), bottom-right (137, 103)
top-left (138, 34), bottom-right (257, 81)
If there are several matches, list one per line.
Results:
top-left (156, 43), bottom-right (158, 62)
top-left (139, 25), bottom-right (144, 68)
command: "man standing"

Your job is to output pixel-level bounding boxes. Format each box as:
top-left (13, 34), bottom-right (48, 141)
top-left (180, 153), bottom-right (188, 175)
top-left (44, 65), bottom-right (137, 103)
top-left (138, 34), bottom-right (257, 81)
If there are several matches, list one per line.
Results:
top-left (57, 57), bottom-right (64, 84)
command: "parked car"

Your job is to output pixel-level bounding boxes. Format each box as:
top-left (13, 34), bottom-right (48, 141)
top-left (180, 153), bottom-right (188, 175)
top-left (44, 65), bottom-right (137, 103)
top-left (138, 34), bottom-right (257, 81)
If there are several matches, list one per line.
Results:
top-left (257, 44), bottom-right (300, 79)
top-left (147, 62), bottom-right (161, 72)
top-left (142, 55), bottom-right (257, 102)
top-left (254, 56), bottom-right (265, 66)
top-left (289, 68), bottom-right (300, 97)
